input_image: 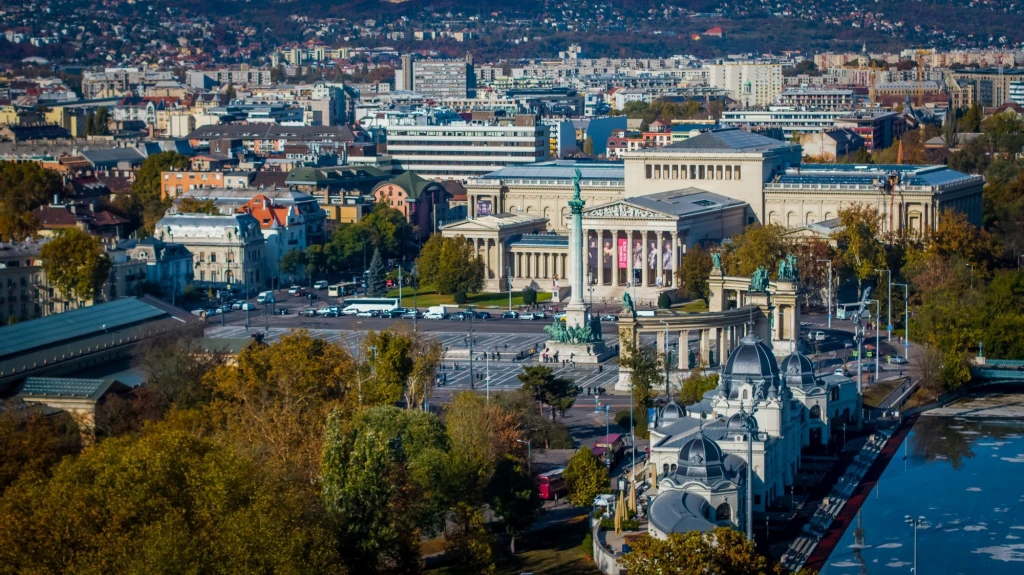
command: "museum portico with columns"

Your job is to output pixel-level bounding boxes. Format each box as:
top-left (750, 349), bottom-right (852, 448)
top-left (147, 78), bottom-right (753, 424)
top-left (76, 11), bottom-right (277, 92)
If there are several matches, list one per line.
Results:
top-left (449, 128), bottom-right (983, 301)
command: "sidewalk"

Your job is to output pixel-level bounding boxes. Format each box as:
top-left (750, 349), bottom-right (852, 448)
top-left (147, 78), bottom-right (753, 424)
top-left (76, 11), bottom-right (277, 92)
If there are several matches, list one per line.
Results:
top-left (780, 427), bottom-right (894, 572)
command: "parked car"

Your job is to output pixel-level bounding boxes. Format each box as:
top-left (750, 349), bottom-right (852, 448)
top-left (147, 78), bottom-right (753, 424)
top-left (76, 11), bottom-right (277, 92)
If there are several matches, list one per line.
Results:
top-left (501, 311), bottom-right (519, 319)
top-left (231, 301), bottom-right (243, 310)
top-left (316, 306), bottom-right (340, 316)
top-left (313, 280), bottom-right (329, 290)
top-left (300, 309), bottom-right (317, 317)
top-left (449, 311), bottom-right (469, 321)
top-left (424, 311), bottom-right (445, 320)
top-left (520, 313), bottom-right (536, 320)
top-left (218, 305), bottom-right (232, 313)
top-left (402, 310), bottom-right (421, 319)
top-left (356, 310), bottom-right (380, 318)
top-left (274, 308), bottom-right (290, 315)
top-left (288, 285), bottom-right (302, 296)
top-left (534, 312), bottom-right (547, 319)
top-left (553, 312), bottom-right (566, 321)
top-left (207, 307), bottom-right (222, 315)
top-left (843, 340), bottom-right (854, 348)
top-left (834, 367), bottom-right (848, 377)
top-left (887, 355), bottom-right (908, 365)
top-left (600, 314), bottom-right (618, 322)
top-left (474, 311), bottom-right (491, 319)
top-left (238, 302), bottom-right (256, 311)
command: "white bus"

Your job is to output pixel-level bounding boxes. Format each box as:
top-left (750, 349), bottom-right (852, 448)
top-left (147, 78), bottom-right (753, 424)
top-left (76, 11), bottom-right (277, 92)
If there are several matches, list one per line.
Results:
top-left (341, 298), bottom-right (399, 315)
top-left (328, 283), bottom-right (358, 298)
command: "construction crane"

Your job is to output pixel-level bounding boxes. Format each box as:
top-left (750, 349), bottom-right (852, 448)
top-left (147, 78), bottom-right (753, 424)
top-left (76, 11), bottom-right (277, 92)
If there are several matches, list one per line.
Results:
top-left (873, 172), bottom-right (902, 236)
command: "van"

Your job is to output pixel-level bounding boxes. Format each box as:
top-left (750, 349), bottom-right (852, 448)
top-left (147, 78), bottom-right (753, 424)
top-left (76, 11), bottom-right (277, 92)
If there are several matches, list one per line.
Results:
top-left (314, 280), bottom-right (329, 290)
top-left (257, 291), bottom-right (274, 304)
top-left (426, 305), bottom-right (453, 318)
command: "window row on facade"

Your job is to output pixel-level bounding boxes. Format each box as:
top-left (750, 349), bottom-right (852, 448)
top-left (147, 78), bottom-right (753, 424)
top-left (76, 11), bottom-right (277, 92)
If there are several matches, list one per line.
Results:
top-left (645, 163), bottom-right (742, 181)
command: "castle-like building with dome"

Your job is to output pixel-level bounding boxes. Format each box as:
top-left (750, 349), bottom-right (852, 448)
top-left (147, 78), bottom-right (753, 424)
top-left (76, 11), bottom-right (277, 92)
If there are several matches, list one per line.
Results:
top-left (645, 333), bottom-right (860, 538)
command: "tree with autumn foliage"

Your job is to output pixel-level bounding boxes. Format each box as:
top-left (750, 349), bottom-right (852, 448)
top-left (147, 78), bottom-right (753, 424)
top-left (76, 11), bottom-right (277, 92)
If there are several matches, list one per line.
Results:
top-left (720, 224), bottom-right (787, 277)
top-left (203, 330), bottom-right (355, 481)
top-left (620, 527), bottom-right (812, 575)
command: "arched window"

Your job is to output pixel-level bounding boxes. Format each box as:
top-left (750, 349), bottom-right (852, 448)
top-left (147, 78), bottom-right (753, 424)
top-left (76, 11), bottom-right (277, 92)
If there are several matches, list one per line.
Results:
top-left (670, 464), bottom-right (677, 472)
top-left (716, 502), bottom-right (732, 522)
top-left (663, 463), bottom-right (669, 475)
top-left (810, 404), bottom-right (822, 420)
top-left (742, 389), bottom-right (748, 400)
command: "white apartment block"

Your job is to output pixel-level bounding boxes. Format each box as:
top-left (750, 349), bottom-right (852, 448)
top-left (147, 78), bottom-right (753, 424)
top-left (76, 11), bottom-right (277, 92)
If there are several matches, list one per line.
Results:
top-left (720, 107), bottom-right (855, 140)
top-left (386, 120), bottom-right (550, 182)
top-left (707, 63), bottom-right (783, 108)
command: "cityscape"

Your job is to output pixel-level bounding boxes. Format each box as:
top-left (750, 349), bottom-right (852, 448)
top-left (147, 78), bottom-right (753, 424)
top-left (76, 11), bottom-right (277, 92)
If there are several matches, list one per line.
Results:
top-left (2, 1), bottom-right (1024, 574)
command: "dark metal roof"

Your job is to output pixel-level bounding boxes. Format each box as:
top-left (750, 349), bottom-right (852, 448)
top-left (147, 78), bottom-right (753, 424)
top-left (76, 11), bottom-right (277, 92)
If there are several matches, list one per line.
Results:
top-left (661, 128), bottom-right (793, 152)
top-left (0, 298), bottom-right (166, 360)
top-left (17, 377), bottom-right (126, 401)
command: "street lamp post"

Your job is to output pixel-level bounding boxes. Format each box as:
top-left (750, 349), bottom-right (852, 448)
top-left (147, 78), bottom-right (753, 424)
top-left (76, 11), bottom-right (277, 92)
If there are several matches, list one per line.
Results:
top-left (507, 267), bottom-right (513, 312)
top-left (817, 259), bottom-right (833, 329)
top-left (905, 515), bottom-right (925, 574)
top-left (516, 439), bottom-right (532, 475)
top-left (875, 268), bottom-right (892, 341)
top-left (604, 405), bottom-right (611, 468)
top-left (894, 283), bottom-right (910, 361)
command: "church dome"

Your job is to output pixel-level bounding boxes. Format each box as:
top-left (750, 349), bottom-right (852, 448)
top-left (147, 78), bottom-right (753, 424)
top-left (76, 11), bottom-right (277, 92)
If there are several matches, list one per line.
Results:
top-left (675, 434), bottom-right (727, 482)
top-left (726, 412), bottom-right (756, 431)
top-left (780, 352), bottom-right (817, 389)
top-left (661, 402), bottom-right (686, 421)
top-left (714, 334), bottom-right (780, 400)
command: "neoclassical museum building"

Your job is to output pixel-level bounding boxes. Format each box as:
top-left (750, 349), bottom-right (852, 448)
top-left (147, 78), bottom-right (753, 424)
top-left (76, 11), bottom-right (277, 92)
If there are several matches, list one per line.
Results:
top-left (644, 334), bottom-right (860, 537)
top-left (444, 128), bottom-right (983, 302)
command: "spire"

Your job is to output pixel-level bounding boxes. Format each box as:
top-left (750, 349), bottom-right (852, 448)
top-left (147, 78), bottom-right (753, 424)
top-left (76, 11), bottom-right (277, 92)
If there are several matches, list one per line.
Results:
top-left (897, 140), bottom-right (904, 165)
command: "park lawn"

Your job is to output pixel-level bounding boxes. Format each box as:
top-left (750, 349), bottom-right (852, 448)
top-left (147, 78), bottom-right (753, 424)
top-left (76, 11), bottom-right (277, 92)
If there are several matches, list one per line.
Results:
top-left (425, 514), bottom-right (598, 575)
top-left (678, 299), bottom-right (709, 313)
top-left (862, 378), bottom-right (902, 409)
top-left (386, 287), bottom-right (552, 308)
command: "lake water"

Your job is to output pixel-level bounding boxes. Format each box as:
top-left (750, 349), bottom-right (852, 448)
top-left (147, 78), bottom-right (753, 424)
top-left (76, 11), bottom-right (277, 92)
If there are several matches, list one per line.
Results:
top-left (820, 415), bottom-right (1024, 574)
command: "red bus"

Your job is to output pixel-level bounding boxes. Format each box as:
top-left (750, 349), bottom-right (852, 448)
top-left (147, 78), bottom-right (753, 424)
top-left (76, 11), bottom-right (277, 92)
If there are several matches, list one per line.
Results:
top-left (535, 468), bottom-right (567, 500)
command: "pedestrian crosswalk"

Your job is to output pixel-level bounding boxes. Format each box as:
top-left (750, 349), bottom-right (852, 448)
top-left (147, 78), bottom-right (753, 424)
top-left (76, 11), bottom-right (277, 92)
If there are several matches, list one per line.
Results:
top-left (204, 325), bottom-right (621, 392)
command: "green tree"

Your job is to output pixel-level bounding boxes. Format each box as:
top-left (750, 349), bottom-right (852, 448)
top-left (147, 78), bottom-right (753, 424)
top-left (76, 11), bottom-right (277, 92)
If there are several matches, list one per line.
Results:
top-left (40, 228), bottom-right (112, 303)
top-left (959, 102), bottom-right (983, 133)
top-left (279, 248), bottom-right (307, 276)
top-left (305, 243), bottom-right (328, 281)
top-left (676, 242), bottom-right (714, 301)
top-left (583, 136), bottom-right (595, 156)
top-left (657, 292), bottom-right (672, 309)
top-left (0, 161), bottom-right (62, 241)
top-left (175, 197), bottom-right (218, 214)
top-left (620, 527), bottom-right (801, 575)
top-left (321, 406), bottom-right (450, 574)
top-left (420, 235), bottom-right (485, 298)
top-left (563, 448), bottom-right (609, 507)
top-left (360, 329), bottom-right (414, 406)
top-left (678, 370), bottom-right (719, 405)
top-left (366, 248), bottom-right (387, 297)
top-left (516, 365), bottom-right (578, 421)
top-left (0, 424), bottom-right (339, 573)
top-left (130, 151), bottom-right (190, 235)
top-left (834, 204), bottom-right (887, 287)
top-left (225, 83), bottom-right (237, 100)
top-left (620, 338), bottom-right (661, 408)
top-left (487, 456), bottom-right (541, 555)
top-left (444, 502), bottom-right (496, 575)
top-left (522, 286), bottom-right (538, 305)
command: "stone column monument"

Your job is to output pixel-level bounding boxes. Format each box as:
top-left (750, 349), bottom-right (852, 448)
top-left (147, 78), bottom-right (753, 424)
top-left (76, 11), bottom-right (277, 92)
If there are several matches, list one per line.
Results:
top-left (542, 169), bottom-right (612, 364)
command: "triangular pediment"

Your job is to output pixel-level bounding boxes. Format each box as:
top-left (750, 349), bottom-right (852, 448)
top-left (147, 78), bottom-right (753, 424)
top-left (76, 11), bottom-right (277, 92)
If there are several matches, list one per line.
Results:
top-left (583, 200), bottom-right (676, 220)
